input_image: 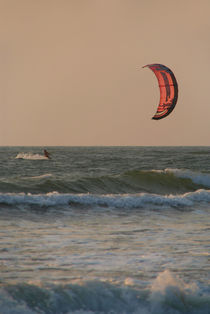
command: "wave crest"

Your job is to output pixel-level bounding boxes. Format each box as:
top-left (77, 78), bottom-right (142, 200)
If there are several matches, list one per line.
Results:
top-left (155, 168), bottom-right (210, 188)
top-left (0, 189), bottom-right (210, 210)
top-left (1, 270), bottom-right (209, 314)
top-left (1, 168), bottom-right (210, 195)
top-left (15, 153), bottom-right (49, 160)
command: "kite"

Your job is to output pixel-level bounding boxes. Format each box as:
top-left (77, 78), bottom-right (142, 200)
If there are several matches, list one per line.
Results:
top-left (143, 63), bottom-right (178, 120)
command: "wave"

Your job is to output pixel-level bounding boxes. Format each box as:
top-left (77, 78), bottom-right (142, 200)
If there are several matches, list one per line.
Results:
top-left (0, 270), bottom-right (209, 314)
top-left (155, 168), bottom-right (210, 188)
top-left (0, 189), bottom-right (210, 210)
top-left (15, 153), bottom-right (49, 160)
top-left (25, 174), bottom-right (53, 180)
top-left (0, 169), bottom-right (209, 195)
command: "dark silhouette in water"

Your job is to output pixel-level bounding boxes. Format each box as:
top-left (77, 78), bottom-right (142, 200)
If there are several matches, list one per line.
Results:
top-left (44, 149), bottom-right (51, 159)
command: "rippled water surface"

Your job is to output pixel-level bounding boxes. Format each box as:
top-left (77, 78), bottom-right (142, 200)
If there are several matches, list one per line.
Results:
top-left (0, 146), bottom-right (209, 313)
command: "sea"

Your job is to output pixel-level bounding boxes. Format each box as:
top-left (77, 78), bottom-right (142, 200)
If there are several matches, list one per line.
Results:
top-left (0, 146), bottom-right (209, 314)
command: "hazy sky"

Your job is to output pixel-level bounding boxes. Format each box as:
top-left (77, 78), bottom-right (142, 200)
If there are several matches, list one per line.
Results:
top-left (0, 0), bottom-right (210, 146)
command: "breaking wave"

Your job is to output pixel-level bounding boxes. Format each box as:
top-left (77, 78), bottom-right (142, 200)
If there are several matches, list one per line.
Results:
top-left (0, 168), bottom-right (209, 195)
top-left (153, 168), bottom-right (210, 188)
top-left (0, 189), bottom-right (210, 210)
top-left (15, 153), bottom-right (49, 160)
top-left (0, 270), bottom-right (209, 314)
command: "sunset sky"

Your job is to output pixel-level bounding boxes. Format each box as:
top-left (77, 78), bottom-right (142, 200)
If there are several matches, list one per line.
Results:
top-left (0, 0), bottom-right (210, 146)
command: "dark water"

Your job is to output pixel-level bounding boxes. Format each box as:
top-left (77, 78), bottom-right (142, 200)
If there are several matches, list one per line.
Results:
top-left (0, 146), bottom-right (209, 313)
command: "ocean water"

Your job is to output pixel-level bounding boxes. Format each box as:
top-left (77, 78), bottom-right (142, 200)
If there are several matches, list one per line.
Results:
top-left (0, 146), bottom-right (209, 314)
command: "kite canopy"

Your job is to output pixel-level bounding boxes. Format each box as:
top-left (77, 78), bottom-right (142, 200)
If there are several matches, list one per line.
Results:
top-left (143, 63), bottom-right (178, 120)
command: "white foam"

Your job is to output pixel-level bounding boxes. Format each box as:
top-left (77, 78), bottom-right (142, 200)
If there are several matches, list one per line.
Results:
top-left (0, 271), bottom-right (209, 314)
top-left (15, 153), bottom-right (48, 160)
top-left (0, 189), bottom-right (210, 209)
top-left (151, 269), bottom-right (197, 294)
top-left (155, 168), bottom-right (210, 188)
top-left (26, 174), bottom-right (53, 180)
top-left (149, 270), bottom-right (203, 313)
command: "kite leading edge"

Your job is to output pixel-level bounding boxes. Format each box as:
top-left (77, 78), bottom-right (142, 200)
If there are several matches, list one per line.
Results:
top-left (143, 63), bottom-right (178, 120)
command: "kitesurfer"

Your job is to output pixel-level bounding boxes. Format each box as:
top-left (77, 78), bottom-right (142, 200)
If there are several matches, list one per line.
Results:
top-left (44, 149), bottom-right (50, 159)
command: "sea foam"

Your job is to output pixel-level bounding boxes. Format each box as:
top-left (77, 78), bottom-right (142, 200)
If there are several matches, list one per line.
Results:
top-left (0, 270), bottom-right (209, 314)
top-left (0, 189), bottom-right (210, 209)
top-left (157, 168), bottom-right (210, 188)
top-left (15, 153), bottom-right (48, 160)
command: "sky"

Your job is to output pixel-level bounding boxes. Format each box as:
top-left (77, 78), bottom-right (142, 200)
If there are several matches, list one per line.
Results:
top-left (0, 0), bottom-right (210, 146)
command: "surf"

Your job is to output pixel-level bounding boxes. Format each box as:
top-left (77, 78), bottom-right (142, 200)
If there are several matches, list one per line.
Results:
top-left (15, 153), bottom-right (49, 160)
top-left (0, 270), bottom-right (209, 314)
top-left (0, 168), bottom-right (209, 195)
top-left (0, 189), bottom-right (210, 210)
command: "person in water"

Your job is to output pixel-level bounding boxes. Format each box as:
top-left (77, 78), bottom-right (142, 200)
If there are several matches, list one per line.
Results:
top-left (43, 149), bottom-right (51, 159)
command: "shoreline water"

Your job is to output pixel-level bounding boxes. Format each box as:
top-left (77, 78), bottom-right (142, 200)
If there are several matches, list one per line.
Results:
top-left (0, 146), bottom-right (209, 313)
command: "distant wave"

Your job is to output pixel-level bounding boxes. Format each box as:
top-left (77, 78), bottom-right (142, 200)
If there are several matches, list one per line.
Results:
top-left (0, 270), bottom-right (209, 314)
top-left (25, 174), bottom-right (53, 180)
top-left (0, 189), bottom-right (210, 210)
top-left (0, 168), bottom-right (210, 195)
top-left (15, 153), bottom-right (49, 160)
top-left (153, 168), bottom-right (210, 188)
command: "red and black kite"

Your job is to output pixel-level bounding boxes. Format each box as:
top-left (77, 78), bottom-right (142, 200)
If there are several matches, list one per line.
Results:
top-left (143, 64), bottom-right (178, 120)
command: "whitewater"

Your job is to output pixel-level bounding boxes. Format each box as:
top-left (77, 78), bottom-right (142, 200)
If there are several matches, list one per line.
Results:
top-left (0, 146), bottom-right (209, 313)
